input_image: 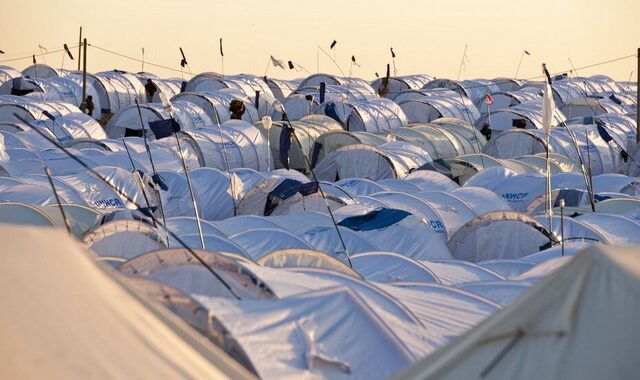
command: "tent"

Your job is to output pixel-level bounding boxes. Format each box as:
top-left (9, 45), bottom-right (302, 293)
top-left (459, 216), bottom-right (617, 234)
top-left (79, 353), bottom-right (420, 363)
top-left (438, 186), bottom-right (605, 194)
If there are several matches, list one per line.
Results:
top-left (0, 225), bottom-right (253, 379)
top-left (314, 142), bottom-right (431, 181)
top-left (447, 211), bottom-right (558, 262)
top-left (398, 245), bottom-right (640, 380)
top-left (371, 74), bottom-right (434, 98)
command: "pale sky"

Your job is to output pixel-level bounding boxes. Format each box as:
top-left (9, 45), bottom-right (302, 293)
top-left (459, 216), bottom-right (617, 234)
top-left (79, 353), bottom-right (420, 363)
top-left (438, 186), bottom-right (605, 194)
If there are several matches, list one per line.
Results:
top-left (2, 0), bottom-right (639, 81)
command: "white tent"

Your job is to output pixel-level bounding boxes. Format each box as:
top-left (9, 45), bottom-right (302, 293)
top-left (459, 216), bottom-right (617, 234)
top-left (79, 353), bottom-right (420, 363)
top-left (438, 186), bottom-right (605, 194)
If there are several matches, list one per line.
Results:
top-left (0, 225), bottom-right (253, 379)
top-left (399, 245), bottom-right (640, 380)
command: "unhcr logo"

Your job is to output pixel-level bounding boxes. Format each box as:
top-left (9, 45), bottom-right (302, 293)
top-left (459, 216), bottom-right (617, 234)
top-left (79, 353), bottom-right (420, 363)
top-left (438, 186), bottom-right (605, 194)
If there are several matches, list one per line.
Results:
top-left (94, 198), bottom-right (124, 208)
top-left (501, 192), bottom-right (529, 201)
top-left (427, 220), bottom-right (446, 233)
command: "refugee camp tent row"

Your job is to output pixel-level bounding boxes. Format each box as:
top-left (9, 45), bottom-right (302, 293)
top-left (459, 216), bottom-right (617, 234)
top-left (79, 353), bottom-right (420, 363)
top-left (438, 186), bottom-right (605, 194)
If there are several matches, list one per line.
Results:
top-left (1, 61), bottom-right (639, 379)
top-left (475, 99), bottom-right (567, 131)
top-left (422, 78), bottom-right (502, 110)
top-left (183, 73), bottom-right (281, 117)
top-left (172, 91), bottom-right (260, 123)
top-left (464, 170), bottom-right (640, 212)
top-left (115, 241), bottom-right (591, 379)
top-left (5, 220), bottom-right (640, 379)
top-left (306, 118), bottom-right (486, 175)
top-left (313, 97), bottom-right (409, 132)
top-left (275, 83), bottom-right (377, 121)
top-left (482, 123), bottom-right (627, 174)
top-left (393, 89), bottom-right (481, 124)
top-left (296, 73), bottom-right (377, 94)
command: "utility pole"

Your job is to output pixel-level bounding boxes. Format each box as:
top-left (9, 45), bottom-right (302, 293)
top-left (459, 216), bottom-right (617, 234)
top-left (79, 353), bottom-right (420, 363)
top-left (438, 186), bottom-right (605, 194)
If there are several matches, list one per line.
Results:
top-left (77, 27), bottom-right (82, 71)
top-left (81, 38), bottom-right (87, 113)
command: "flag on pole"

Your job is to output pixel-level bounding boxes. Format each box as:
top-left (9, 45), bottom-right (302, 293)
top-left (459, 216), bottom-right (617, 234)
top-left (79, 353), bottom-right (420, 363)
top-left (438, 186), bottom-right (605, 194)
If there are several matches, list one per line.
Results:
top-left (524, 50), bottom-right (531, 56)
top-left (179, 47), bottom-right (188, 67)
top-left (63, 44), bottom-right (74, 60)
top-left (485, 93), bottom-right (494, 105)
top-left (270, 55), bottom-right (286, 69)
top-left (330, 40), bottom-right (337, 49)
top-left (0, 50), bottom-right (4, 55)
top-left (541, 63), bottom-right (555, 138)
top-left (351, 55), bottom-right (360, 67)
top-left (390, 47), bottom-right (396, 58)
top-left (38, 45), bottom-right (48, 53)
top-left (287, 61), bottom-right (295, 70)
top-left (32, 55), bottom-right (36, 64)
top-left (219, 38), bottom-right (224, 57)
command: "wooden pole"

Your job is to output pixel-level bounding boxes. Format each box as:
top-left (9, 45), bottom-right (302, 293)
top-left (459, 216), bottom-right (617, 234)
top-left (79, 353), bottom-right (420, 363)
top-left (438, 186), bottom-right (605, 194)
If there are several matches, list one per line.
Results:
top-left (77, 27), bottom-right (82, 71)
top-left (636, 47), bottom-right (639, 144)
top-left (81, 38), bottom-right (87, 112)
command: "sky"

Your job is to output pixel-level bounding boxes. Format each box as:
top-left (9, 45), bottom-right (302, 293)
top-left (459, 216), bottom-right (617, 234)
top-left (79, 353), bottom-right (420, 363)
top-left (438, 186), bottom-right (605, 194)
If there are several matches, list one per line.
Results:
top-left (1, 0), bottom-right (639, 81)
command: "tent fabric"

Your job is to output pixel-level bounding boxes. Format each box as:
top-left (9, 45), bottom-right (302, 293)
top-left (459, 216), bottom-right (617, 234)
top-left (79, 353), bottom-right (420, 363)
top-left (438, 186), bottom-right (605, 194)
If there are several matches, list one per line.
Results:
top-left (448, 211), bottom-right (558, 262)
top-left (399, 245), bottom-right (640, 380)
top-left (0, 225), bottom-right (253, 379)
top-left (334, 205), bottom-right (453, 261)
top-left (119, 248), bottom-right (272, 300)
top-left (199, 286), bottom-right (424, 380)
top-left (82, 219), bottom-right (167, 260)
top-left (338, 208), bottom-right (411, 231)
top-left (351, 252), bottom-right (441, 284)
top-left (257, 248), bottom-right (360, 278)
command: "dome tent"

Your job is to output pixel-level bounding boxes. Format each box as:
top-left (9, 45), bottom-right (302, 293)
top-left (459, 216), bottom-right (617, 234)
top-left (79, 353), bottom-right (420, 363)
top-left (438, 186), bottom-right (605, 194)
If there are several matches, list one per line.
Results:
top-left (236, 177), bottom-right (345, 216)
top-left (257, 248), bottom-right (361, 278)
top-left (257, 114), bottom-right (342, 171)
top-left (399, 245), bottom-right (640, 380)
top-left (313, 142), bottom-right (431, 181)
top-left (334, 205), bottom-right (452, 261)
top-left (371, 74), bottom-right (434, 98)
top-left (447, 211), bottom-right (558, 262)
top-left (476, 99), bottom-right (566, 131)
top-left (119, 248), bottom-right (273, 300)
top-left (171, 92), bottom-right (258, 124)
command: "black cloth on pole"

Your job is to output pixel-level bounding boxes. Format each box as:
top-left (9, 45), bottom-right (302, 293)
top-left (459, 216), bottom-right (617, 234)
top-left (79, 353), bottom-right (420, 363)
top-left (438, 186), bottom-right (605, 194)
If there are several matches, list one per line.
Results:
top-left (148, 118), bottom-right (181, 140)
top-left (279, 124), bottom-right (293, 170)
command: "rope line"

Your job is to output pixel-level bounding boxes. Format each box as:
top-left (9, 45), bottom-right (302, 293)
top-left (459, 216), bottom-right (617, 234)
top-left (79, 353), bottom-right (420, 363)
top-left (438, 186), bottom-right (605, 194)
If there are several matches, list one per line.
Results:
top-left (88, 44), bottom-right (192, 76)
top-left (0, 44), bottom-right (80, 63)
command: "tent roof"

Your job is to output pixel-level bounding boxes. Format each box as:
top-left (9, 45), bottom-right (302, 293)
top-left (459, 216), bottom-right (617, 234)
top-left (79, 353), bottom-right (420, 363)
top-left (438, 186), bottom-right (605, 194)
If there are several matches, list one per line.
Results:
top-left (398, 244), bottom-right (640, 380)
top-left (0, 225), bottom-right (253, 379)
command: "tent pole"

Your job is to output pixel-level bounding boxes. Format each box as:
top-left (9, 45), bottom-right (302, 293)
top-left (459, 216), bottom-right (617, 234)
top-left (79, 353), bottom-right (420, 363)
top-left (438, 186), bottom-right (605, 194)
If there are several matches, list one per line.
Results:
top-left (77, 27), bottom-right (82, 71)
top-left (81, 38), bottom-right (87, 113)
top-left (174, 131), bottom-right (206, 250)
top-left (636, 47), bottom-right (639, 144)
top-left (121, 138), bottom-right (158, 229)
top-left (44, 166), bottom-right (72, 236)
top-left (560, 199), bottom-right (565, 256)
top-left (134, 99), bottom-right (170, 243)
